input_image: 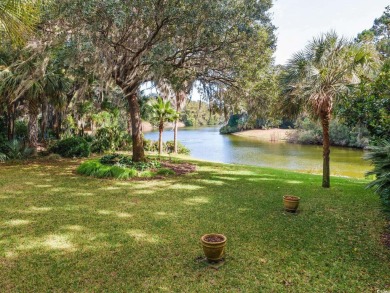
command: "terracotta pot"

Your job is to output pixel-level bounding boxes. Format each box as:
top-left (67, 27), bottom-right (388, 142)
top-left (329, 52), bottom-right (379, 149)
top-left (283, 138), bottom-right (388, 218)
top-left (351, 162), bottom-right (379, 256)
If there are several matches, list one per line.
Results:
top-left (283, 195), bottom-right (300, 212)
top-left (200, 233), bottom-right (227, 261)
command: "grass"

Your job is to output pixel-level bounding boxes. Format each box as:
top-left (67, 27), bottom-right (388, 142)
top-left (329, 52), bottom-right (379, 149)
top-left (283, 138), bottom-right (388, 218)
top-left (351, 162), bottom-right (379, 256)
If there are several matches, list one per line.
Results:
top-left (0, 158), bottom-right (389, 292)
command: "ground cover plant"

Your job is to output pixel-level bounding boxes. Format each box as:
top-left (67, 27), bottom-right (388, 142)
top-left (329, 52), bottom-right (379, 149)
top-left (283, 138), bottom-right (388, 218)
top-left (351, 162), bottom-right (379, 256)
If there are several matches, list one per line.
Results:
top-left (77, 154), bottom-right (184, 179)
top-left (0, 158), bottom-right (389, 292)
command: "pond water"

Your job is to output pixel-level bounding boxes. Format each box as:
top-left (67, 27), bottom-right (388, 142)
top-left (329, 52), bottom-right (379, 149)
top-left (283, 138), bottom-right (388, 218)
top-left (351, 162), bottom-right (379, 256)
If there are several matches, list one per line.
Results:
top-left (144, 126), bottom-right (371, 178)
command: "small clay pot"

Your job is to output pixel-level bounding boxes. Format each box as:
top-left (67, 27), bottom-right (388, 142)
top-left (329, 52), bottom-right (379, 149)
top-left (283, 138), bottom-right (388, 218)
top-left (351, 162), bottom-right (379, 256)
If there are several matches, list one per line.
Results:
top-left (200, 233), bottom-right (227, 262)
top-left (283, 195), bottom-right (300, 212)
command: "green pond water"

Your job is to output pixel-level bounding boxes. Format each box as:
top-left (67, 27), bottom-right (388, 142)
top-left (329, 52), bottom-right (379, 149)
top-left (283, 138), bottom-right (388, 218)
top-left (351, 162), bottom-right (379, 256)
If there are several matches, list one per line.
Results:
top-left (144, 126), bottom-right (371, 178)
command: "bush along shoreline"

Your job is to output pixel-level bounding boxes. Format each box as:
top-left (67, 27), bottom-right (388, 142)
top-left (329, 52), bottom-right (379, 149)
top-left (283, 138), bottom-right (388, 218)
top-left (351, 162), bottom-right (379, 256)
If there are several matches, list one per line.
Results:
top-left (285, 118), bottom-right (371, 149)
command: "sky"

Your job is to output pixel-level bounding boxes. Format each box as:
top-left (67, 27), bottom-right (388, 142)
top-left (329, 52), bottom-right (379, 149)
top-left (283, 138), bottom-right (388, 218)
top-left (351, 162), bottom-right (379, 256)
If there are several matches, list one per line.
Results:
top-left (271, 0), bottom-right (389, 65)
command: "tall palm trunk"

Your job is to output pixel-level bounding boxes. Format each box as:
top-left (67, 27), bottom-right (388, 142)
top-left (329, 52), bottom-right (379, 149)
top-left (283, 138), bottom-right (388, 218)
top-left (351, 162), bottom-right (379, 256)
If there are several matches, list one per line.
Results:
top-left (55, 111), bottom-right (62, 139)
top-left (40, 100), bottom-right (48, 141)
top-left (127, 92), bottom-right (145, 162)
top-left (7, 103), bottom-right (15, 140)
top-left (28, 100), bottom-right (39, 155)
top-left (173, 119), bottom-right (178, 153)
top-left (320, 110), bottom-right (331, 188)
top-left (158, 120), bottom-right (164, 155)
top-left (173, 93), bottom-right (180, 153)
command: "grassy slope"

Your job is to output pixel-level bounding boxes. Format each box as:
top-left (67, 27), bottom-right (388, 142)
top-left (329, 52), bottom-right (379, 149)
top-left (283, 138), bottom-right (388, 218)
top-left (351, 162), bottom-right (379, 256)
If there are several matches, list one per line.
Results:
top-left (0, 158), bottom-right (389, 292)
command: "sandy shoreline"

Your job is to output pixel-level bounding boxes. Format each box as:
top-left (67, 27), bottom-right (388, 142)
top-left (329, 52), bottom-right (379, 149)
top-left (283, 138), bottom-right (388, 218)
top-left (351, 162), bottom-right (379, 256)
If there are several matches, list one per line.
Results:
top-left (232, 128), bottom-right (295, 142)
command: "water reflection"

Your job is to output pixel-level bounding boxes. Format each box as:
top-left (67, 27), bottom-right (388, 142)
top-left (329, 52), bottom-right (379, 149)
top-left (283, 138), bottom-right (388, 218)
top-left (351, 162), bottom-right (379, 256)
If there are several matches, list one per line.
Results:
top-left (144, 126), bottom-right (370, 178)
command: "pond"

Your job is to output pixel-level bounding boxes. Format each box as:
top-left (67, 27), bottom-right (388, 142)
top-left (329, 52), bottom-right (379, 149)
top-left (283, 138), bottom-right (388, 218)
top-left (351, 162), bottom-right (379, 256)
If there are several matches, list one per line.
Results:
top-left (144, 126), bottom-right (371, 178)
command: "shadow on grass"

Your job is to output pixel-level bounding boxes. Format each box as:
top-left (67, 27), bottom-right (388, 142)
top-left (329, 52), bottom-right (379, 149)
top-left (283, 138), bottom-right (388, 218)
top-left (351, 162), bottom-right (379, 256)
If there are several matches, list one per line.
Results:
top-left (0, 160), bottom-right (388, 291)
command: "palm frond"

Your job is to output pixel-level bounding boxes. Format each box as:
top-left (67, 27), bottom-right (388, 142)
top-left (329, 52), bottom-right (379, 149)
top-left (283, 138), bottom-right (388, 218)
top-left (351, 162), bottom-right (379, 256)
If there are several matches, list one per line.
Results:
top-left (0, 0), bottom-right (42, 45)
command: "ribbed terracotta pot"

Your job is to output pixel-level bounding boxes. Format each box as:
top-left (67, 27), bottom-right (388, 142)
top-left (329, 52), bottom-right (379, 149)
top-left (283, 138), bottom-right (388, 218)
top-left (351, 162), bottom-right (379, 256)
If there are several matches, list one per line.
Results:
top-left (283, 195), bottom-right (300, 212)
top-left (200, 233), bottom-right (227, 262)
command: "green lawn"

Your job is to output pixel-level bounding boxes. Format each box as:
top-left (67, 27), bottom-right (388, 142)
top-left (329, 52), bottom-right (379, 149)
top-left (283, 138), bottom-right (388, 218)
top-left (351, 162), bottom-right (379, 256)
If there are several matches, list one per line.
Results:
top-left (0, 158), bottom-right (389, 292)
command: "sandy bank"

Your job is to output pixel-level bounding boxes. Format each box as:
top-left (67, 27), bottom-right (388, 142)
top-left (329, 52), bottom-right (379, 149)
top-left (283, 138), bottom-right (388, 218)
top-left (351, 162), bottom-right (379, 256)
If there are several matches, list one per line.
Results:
top-left (232, 128), bottom-right (296, 142)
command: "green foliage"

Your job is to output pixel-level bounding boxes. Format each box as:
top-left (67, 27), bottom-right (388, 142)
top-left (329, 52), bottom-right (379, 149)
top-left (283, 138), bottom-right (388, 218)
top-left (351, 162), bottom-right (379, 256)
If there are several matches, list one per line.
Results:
top-left (336, 59), bottom-right (390, 141)
top-left (99, 153), bottom-right (161, 171)
top-left (164, 141), bottom-right (190, 155)
top-left (62, 115), bottom-right (77, 138)
top-left (286, 118), bottom-right (370, 148)
top-left (0, 0), bottom-right (42, 45)
top-left (143, 139), bottom-right (159, 153)
top-left (366, 140), bottom-right (390, 207)
top-left (77, 160), bottom-right (138, 180)
top-left (78, 154), bottom-right (167, 180)
top-left (220, 114), bottom-right (248, 134)
top-left (50, 137), bottom-right (91, 158)
top-left (280, 31), bottom-right (379, 120)
top-left (91, 127), bottom-right (131, 153)
top-left (14, 120), bottom-right (28, 140)
top-left (182, 101), bottom-right (222, 127)
top-left (0, 138), bottom-right (33, 160)
top-left (143, 139), bottom-right (190, 155)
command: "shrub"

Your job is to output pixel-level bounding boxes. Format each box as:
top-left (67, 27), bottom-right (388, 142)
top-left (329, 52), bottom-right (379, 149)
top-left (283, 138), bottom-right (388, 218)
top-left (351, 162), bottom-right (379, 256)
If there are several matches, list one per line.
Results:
top-left (0, 139), bottom-right (33, 160)
top-left (50, 137), bottom-right (91, 158)
top-left (77, 160), bottom-right (102, 176)
top-left (77, 159), bottom-right (139, 180)
top-left (143, 139), bottom-right (159, 152)
top-left (164, 141), bottom-right (190, 155)
top-left (100, 153), bottom-right (161, 171)
top-left (14, 120), bottom-right (28, 140)
top-left (143, 139), bottom-right (190, 155)
top-left (91, 127), bottom-right (130, 153)
top-left (286, 117), bottom-right (370, 148)
top-left (365, 140), bottom-right (390, 207)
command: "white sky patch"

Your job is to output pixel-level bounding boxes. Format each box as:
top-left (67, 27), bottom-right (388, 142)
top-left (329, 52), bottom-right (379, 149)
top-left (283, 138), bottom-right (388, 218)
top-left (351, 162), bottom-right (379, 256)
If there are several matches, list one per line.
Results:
top-left (271, 0), bottom-right (389, 64)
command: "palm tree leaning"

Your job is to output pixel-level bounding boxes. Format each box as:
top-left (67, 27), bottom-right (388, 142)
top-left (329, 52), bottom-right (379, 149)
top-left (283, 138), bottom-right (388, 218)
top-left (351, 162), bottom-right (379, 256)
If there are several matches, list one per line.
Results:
top-left (281, 31), bottom-right (379, 188)
top-left (149, 97), bottom-right (179, 155)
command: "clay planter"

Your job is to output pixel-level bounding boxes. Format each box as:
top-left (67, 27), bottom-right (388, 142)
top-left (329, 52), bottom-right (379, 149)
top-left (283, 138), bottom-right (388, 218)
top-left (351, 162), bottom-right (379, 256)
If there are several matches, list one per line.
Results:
top-left (283, 195), bottom-right (300, 212)
top-left (201, 233), bottom-right (227, 262)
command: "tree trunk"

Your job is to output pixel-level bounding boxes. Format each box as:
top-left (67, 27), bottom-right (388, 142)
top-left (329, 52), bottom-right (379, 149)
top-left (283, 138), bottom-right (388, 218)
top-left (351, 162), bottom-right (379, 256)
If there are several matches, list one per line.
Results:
top-left (158, 121), bottom-right (164, 155)
top-left (55, 111), bottom-right (62, 139)
top-left (127, 113), bottom-right (132, 135)
top-left (28, 100), bottom-right (39, 155)
top-left (173, 92), bottom-right (180, 154)
top-left (127, 92), bottom-right (145, 162)
top-left (41, 100), bottom-right (48, 142)
top-left (321, 111), bottom-right (331, 188)
top-left (223, 105), bottom-right (229, 123)
top-left (173, 119), bottom-right (178, 153)
top-left (7, 103), bottom-right (15, 140)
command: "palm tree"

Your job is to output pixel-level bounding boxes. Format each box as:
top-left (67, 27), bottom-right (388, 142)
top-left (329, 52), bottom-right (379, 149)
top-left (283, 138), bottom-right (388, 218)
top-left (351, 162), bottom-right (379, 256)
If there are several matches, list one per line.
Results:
top-left (0, 50), bottom-right (69, 152)
top-left (0, 0), bottom-right (41, 45)
top-left (149, 97), bottom-right (179, 155)
top-left (281, 31), bottom-right (379, 188)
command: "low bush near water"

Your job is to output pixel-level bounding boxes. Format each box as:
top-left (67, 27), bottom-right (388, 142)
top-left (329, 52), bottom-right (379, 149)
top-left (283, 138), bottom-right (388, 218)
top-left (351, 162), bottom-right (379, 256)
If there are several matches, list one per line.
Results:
top-left (143, 139), bottom-right (190, 155)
